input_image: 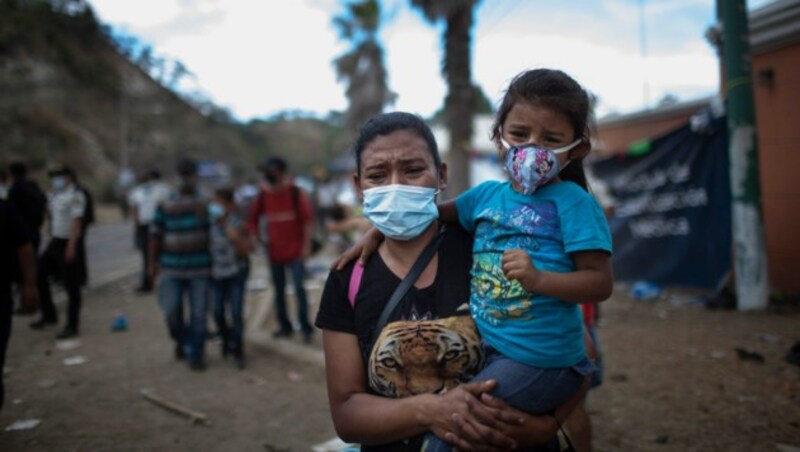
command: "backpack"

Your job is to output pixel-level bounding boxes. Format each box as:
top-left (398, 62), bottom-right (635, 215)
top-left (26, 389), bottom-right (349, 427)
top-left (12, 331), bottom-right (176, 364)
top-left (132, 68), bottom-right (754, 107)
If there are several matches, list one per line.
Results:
top-left (78, 185), bottom-right (95, 227)
top-left (256, 185), bottom-right (322, 255)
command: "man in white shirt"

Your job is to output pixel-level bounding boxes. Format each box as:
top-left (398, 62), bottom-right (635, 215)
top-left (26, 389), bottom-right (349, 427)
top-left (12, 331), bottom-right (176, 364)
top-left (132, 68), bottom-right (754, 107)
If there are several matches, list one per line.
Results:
top-left (30, 165), bottom-right (86, 339)
top-left (128, 170), bottom-right (169, 292)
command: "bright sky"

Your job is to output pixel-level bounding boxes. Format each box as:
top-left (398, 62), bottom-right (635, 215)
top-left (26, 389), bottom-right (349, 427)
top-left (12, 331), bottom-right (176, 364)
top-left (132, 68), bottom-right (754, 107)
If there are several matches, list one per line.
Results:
top-left (88, 0), bottom-right (774, 122)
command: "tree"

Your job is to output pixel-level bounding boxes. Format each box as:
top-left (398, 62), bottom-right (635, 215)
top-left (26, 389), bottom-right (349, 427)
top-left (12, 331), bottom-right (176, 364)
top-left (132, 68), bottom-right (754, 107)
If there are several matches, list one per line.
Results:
top-left (333, 0), bottom-right (396, 138)
top-left (410, 0), bottom-right (480, 196)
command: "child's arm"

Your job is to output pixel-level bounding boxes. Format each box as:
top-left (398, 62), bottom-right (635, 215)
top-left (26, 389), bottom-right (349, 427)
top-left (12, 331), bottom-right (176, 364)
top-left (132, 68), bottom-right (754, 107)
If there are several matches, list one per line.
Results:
top-left (502, 249), bottom-right (613, 303)
top-left (227, 223), bottom-right (253, 257)
top-left (437, 198), bottom-right (459, 224)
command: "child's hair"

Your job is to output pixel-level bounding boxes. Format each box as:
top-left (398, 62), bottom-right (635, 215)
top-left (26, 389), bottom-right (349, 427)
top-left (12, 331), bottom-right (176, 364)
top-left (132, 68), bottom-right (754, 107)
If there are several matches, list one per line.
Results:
top-left (214, 186), bottom-right (235, 202)
top-left (491, 69), bottom-right (592, 191)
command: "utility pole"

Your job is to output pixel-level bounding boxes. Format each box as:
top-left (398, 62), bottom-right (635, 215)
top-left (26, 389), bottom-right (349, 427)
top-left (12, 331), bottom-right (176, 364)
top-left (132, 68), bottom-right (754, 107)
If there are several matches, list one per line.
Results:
top-left (720, 0), bottom-right (769, 310)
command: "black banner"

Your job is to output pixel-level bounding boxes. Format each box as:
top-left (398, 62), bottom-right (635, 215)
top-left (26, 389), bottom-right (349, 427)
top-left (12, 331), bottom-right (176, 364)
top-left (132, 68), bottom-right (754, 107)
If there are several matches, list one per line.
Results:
top-left (591, 111), bottom-right (731, 290)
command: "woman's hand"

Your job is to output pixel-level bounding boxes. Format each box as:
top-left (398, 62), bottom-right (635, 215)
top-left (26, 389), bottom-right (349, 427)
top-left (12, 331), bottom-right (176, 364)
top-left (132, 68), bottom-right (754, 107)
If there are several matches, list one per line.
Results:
top-left (428, 380), bottom-right (521, 451)
top-left (331, 227), bottom-right (384, 270)
top-left (471, 393), bottom-right (560, 448)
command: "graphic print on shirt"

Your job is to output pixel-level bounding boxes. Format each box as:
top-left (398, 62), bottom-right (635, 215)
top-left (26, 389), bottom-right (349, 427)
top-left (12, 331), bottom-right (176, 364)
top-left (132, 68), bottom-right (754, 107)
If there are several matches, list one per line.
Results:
top-left (470, 199), bottom-right (561, 327)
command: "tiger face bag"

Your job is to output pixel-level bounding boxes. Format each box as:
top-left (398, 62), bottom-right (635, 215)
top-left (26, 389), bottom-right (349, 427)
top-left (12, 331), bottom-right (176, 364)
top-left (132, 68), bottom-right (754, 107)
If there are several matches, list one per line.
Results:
top-left (367, 308), bottom-right (484, 398)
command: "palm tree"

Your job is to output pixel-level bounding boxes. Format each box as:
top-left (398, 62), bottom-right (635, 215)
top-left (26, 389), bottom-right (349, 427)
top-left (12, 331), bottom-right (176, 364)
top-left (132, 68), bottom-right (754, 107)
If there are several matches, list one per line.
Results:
top-left (333, 0), bottom-right (396, 138)
top-left (410, 0), bottom-right (480, 196)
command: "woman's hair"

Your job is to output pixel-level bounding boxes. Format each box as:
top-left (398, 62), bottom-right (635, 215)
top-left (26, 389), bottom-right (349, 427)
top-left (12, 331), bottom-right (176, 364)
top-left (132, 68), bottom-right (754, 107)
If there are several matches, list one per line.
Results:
top-left (491, 69), bottom-right (593, 191)
top-left (353, 111), bottom-right (440, 176)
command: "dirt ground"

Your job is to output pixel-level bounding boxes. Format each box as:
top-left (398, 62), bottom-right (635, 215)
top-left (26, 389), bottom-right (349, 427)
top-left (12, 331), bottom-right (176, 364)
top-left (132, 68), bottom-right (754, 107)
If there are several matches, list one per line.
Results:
top-left (1, 240), bottom-right (798, 450)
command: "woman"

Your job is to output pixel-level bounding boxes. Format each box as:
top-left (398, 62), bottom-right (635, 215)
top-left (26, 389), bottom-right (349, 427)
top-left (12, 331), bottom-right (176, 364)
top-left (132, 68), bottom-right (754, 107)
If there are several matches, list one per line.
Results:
top-left (315, 112), bottom-right (585, 451)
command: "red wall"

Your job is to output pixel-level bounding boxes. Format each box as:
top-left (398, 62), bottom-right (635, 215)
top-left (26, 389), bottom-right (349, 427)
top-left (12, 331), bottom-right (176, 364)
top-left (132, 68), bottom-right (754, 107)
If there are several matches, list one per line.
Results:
top-left (753, 44), bottom-right (800, 294)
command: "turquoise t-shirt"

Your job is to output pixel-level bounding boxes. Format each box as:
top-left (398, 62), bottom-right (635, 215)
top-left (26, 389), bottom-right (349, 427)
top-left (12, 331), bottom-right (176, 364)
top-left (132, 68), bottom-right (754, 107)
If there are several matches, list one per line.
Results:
top-left (456, 180), bottom-right (612, 368)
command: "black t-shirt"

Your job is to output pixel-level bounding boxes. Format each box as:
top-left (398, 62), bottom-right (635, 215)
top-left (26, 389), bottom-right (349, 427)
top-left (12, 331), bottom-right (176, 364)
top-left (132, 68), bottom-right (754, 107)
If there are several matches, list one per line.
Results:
top-left (8, 179), bottom-right (47, 235)
top-left (0, 200), bottom-right (31, 295)
top-left (314, 224), bottom-right (473, 452)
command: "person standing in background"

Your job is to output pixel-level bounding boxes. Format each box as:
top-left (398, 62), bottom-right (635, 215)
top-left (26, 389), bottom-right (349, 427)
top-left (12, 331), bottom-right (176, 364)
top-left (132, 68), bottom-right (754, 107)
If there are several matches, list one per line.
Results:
top-left (149, 159), bottom-right (212, 371)
top-left (247, 157), bottom-right (315, 343)
top-left (30, 165), bottom-right (86, 339)
top-left (0, 199), bottom-right (39, 410)
top-left (128, 169), bottom-right (169, 293)
top-left (7, 162), bottom-right (47, 255)
top-left (208, 187), bottom-right (252, 369)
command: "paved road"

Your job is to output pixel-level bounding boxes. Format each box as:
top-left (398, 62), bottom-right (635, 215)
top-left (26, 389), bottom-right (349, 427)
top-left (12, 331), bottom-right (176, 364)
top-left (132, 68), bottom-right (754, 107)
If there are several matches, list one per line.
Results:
top-left (84, 220), bottom-right (141, 289)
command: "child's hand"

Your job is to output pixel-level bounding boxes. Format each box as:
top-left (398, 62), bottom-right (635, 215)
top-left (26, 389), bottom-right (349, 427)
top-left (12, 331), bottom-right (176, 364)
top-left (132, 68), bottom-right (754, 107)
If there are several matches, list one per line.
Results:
top-left (502, 249), bottom-right (541, 292)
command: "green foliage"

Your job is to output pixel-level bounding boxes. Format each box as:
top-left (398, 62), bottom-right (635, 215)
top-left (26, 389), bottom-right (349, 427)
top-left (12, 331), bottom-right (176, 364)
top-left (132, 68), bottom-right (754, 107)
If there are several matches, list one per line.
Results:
top-left (333, 0), bottom-right (396, 137)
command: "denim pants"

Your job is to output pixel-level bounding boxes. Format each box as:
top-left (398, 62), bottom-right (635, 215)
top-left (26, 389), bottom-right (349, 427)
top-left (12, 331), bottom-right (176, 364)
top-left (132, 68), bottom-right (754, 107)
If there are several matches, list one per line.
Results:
top-left (268, 259), bottom-right (312, 334)
top-left (422, 344), bottom-right (594, 452)
top-left (158, 275), bottom-right (209, 363)
top-left (212, 268), bottom-right (248, 356)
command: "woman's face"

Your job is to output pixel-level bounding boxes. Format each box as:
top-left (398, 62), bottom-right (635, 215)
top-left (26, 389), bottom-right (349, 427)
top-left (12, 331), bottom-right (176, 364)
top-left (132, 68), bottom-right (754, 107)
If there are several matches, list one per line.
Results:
top-left (354, 129), bottom-right (446, 197)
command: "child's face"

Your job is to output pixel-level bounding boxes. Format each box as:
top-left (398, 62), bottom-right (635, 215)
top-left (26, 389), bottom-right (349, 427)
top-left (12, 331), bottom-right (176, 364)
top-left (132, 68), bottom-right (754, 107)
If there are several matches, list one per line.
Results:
top-left (499, 102), bottom-right (578, 169)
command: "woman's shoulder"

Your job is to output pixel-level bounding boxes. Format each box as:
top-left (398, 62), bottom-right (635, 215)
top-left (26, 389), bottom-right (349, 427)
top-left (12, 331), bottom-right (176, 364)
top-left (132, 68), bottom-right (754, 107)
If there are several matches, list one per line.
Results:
top-left (443, 222), bottom-right (473, 247)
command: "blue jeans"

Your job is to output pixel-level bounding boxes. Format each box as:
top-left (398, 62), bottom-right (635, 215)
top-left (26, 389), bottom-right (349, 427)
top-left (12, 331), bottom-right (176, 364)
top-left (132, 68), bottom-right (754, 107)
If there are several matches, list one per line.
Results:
top-left (269, 259), bottom-right (312, 334)
top-left (422, 344), bottom-right (594, 452)
top-left (158, 276), bottom-right (209, 364)
top-left (213, 268), bottom-right (248, 357)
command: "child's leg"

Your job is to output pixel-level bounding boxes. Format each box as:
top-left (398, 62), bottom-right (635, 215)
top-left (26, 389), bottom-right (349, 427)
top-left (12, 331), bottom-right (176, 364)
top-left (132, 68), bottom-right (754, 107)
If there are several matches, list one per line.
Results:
top-left (421, 347), bottom-right (589, 452)
top-left (475, 351), bottom-right (587, 414)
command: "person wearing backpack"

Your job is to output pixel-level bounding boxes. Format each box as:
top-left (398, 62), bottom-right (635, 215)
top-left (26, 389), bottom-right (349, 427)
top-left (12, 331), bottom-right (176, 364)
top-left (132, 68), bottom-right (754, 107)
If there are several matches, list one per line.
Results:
top-left (30, 165), bottom-right (87, 339)
top-left (247, 157), bottom-right (316, 343)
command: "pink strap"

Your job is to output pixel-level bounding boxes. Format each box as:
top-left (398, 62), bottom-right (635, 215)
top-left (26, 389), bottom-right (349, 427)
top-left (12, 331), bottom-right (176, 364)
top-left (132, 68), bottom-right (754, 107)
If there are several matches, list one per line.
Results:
top-left (347, 261), bottom-right (365, 307)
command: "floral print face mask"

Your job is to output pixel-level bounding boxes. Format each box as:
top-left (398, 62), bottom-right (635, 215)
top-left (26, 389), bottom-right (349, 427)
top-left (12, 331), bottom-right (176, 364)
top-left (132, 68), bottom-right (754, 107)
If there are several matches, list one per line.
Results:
top-left (501, 138), bottom-right (581, 195)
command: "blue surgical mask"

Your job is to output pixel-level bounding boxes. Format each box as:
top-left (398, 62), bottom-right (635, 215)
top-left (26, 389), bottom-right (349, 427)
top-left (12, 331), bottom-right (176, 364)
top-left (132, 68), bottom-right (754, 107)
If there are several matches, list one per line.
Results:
top-left (51, 176), bottom-right (67, 191)
top-left (362, 184), bottom-right (439, 241)
top-left (208, 202), bottom-right (225, 220)
top-left (502, 138), bottom-right (581, 195)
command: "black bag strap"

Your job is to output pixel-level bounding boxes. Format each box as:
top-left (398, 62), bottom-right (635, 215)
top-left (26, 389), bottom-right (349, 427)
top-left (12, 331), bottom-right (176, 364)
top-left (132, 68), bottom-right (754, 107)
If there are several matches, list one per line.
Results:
top-left (372, 225), bottom-right (445, 343)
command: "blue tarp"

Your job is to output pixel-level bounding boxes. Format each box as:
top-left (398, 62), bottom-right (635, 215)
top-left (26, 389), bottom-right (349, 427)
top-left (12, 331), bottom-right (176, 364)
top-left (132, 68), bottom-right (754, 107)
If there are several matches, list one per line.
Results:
top-left (591, 111), bottom-right (731, 290)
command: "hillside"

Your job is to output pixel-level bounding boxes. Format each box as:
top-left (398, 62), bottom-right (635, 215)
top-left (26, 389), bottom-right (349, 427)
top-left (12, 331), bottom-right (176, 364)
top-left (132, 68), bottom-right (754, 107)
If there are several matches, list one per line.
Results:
top-left (0, 1), bottom-right (350, 198)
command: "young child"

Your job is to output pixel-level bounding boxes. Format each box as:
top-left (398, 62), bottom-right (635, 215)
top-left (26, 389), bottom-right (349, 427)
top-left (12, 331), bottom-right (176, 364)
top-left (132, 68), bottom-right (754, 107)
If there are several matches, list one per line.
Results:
top-left (422, 68), bottom-right (613, 450)
top-left (208, 187), bottom-right (252, 369)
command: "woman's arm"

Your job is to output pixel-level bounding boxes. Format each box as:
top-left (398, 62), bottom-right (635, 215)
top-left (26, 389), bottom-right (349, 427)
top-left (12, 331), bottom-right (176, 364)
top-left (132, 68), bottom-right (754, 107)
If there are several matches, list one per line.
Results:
top-left (474, 376), bottom-right (589, 448)
top-left (501, 249), bottom-right (613, 303)
top-left (323, 330), bottom-right (518, 450)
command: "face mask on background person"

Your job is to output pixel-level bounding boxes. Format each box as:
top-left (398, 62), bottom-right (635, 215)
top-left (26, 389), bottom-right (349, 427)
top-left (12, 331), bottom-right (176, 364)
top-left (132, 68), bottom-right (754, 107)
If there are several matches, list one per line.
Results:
top-left (51, 176), bottom-right (67, 191)
top-left (265, 172), bottom-right (279, 185)
top-left (362, 184), bottom-right (439, 241)
top-left (502, 138), bottom-right (581, 195)
top-left (208, 202), bottom-right (225, 220)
